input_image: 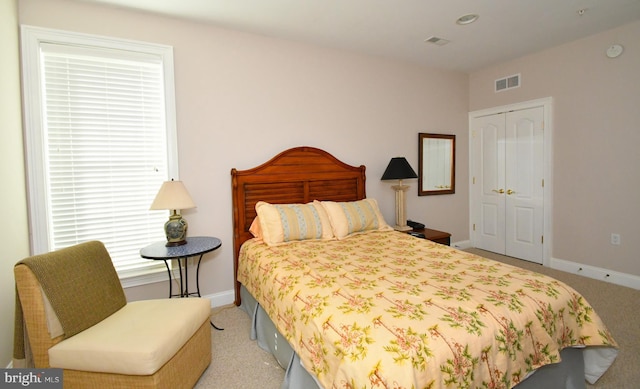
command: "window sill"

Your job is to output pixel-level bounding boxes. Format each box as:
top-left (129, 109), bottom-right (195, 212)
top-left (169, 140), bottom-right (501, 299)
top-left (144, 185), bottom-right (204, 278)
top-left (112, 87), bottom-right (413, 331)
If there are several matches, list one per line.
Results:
top-left (120, 266), bottom-right (168, 288)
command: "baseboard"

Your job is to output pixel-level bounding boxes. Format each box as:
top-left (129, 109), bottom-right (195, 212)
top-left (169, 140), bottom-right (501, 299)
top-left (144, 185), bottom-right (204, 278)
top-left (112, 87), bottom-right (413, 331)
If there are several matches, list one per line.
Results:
top-left (452, 240), bottom-right (472, 249)
top-left (550, 257), bottom-right (640, 290)
top-left (201, 289), bottom-right (235, 308)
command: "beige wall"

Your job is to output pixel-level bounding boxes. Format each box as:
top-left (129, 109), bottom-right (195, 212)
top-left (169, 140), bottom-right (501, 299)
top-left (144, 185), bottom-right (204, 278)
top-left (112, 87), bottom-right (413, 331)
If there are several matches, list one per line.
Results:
top-left (15, 0), bottom-right (468, 312)
top-left (469, 20), bottom-right (640, 277)
top-left (1, 0), bottom-right (31, 367)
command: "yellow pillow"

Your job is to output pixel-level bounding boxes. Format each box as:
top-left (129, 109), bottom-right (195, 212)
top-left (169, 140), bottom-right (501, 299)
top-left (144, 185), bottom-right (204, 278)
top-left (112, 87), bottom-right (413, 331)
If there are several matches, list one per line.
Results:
top-left (255, 201), bottom-right (334, 246)
top-left (318, 198), bottom-right (392, 239)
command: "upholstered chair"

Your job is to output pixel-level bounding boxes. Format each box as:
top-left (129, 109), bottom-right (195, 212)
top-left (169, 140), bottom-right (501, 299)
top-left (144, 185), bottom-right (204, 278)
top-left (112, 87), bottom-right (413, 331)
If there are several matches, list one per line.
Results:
top-left (14, 241), bottom-right (211, 389)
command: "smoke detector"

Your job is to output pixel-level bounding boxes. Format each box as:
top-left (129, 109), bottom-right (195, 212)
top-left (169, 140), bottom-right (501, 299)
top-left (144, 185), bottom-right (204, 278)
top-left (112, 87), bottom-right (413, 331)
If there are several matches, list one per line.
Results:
top-left (456, 14), bottom-right (479, 25)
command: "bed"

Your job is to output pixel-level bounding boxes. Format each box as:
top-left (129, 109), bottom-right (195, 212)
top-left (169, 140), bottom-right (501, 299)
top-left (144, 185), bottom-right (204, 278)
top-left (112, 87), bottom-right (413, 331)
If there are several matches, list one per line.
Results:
top-left (231, 146), bottom-right (618, 389)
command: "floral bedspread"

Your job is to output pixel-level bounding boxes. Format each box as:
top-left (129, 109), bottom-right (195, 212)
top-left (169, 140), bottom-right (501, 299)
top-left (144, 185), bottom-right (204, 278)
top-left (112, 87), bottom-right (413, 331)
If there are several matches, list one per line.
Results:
top-left (237, 231), bottom-right (617, 389)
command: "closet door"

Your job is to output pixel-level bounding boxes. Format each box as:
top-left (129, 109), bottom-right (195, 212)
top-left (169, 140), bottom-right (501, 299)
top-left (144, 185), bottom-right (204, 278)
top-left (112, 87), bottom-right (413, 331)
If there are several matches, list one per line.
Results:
top-left (470, 107), bottom-right (544, 264)
top-left (471, 114), bottom-right (506, 254)
top-left (505, 107), bottom-right (544, 263)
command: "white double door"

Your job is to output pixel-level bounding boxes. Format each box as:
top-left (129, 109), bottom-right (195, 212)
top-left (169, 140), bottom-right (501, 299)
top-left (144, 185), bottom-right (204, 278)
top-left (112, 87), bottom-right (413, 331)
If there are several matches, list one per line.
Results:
top-left (470, 106), bottom-right (544, 263)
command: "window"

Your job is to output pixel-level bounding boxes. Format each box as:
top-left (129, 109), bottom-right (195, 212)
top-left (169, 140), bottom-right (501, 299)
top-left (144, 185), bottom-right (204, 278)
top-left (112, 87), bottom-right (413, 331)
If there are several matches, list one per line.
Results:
top-left (21, 26), bottom-right (178, 287)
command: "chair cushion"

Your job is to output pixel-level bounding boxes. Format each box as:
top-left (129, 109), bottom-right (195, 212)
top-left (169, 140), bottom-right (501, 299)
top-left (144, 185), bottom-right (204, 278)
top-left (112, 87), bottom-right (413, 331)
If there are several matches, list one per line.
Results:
top-left (48, 298), bottom-right (211, 375)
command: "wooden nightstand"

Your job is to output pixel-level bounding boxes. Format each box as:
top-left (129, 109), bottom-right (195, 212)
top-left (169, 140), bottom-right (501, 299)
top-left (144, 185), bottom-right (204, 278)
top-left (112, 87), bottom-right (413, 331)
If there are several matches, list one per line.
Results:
top-left (409, 228), bottom-right (451, 246)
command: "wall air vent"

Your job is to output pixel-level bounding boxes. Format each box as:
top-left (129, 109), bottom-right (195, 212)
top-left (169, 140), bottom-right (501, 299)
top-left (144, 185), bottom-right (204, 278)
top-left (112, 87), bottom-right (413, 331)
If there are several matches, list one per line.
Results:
top-left (495, 73), bottom-right (521, 92)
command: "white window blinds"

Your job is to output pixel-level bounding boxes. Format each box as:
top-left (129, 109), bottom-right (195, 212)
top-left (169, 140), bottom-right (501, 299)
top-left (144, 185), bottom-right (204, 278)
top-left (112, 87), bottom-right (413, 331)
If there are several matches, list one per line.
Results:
top-left (22, 27), bottom-right (179, 284)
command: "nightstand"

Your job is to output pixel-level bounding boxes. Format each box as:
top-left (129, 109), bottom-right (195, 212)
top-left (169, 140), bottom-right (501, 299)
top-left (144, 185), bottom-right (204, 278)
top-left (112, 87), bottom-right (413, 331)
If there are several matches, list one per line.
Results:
top-left (409, 228), bottom-right (451, 246)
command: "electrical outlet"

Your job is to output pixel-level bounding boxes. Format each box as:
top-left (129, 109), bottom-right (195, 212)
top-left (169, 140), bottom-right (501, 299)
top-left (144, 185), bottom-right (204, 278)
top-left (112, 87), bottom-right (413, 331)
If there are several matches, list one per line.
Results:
top-left (610, 233), bottom-right (621, 245)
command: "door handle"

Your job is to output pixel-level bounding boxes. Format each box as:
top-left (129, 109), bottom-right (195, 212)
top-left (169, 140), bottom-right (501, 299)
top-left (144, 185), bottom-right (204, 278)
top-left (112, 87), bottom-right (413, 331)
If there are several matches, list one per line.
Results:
top-left (507, 189), bottom-right (516, 195)
top-left (492, 189), bottom-right (504, 194)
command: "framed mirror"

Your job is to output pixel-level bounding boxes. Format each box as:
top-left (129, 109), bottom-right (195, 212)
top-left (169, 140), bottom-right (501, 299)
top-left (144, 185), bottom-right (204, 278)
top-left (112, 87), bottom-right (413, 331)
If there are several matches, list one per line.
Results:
top-left (419, 133), bottom-right (455, 195)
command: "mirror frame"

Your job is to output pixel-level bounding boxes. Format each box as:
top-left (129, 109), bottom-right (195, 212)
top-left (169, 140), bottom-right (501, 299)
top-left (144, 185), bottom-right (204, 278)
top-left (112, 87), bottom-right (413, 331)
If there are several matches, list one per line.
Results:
top-left (418, 133), bottom-right (455, 196)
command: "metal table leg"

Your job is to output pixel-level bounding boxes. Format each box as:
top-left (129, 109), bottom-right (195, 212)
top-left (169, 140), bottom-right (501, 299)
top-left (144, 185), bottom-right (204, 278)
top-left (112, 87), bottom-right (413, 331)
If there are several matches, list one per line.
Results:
top-left (182, 257), bottom-right (187, 297)
top-left (194, 253), bottom-right (224, 330)
top-left (163, 260), bottom-right (172, 298)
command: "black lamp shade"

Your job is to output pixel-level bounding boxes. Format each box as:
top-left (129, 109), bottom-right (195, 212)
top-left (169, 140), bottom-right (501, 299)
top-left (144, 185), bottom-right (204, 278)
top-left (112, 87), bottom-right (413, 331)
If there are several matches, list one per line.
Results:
top-left (381, 157), bottom-right (418, 180)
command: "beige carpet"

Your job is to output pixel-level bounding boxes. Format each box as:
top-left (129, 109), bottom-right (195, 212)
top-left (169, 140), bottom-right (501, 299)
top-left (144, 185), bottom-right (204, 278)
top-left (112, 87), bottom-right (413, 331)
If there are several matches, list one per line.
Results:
top-left (195, 248), bottom-right (640, 389)
top-left (195, 305), bottom-right (284, 389)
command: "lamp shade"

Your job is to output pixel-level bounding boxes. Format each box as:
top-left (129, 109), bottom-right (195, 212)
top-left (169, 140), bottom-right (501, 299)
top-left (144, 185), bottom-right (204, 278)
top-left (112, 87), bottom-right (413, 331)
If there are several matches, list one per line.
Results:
top-left (150, 180), bottom-right (196, 211)
top-left (381, 157), bottom-right (418, 180)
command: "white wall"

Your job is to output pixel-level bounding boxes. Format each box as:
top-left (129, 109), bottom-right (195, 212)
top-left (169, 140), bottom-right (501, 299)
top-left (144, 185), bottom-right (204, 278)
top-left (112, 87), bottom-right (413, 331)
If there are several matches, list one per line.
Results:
top-left (1, 0), bottom-right (31, 367)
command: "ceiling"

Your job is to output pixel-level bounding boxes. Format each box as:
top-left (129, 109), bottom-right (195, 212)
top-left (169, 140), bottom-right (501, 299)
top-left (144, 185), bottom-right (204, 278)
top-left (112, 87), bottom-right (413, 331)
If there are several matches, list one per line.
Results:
top-left (79, 0), bottom-right (640, 72)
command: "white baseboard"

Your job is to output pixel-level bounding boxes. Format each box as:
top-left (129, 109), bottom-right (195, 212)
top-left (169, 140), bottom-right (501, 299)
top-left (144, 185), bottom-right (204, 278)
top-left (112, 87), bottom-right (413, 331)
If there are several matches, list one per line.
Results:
top-left (550, 257), bottom-right (640, 290)
top-left (452, 240), bottom-right (473, 249)
top-left (201, 289), bottom-right (235, 308)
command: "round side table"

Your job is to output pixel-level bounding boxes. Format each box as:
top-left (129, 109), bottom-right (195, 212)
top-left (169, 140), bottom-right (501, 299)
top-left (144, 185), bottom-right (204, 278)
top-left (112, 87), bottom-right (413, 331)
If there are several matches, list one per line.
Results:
top-left (141, 236), bottom-right (222, 329)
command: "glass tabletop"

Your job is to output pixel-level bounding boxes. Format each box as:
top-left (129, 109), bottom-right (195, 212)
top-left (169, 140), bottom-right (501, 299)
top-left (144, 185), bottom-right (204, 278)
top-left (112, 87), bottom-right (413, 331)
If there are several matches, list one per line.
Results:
top-left (140, 236), bottom-right (221, 260)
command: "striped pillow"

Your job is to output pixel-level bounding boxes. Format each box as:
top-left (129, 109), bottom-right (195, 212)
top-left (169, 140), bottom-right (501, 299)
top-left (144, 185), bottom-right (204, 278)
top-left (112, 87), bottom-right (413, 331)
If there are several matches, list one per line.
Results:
top-left (255, 201), bottom-right (333, 246)
top-left (319, 198), bottom-right (392, 239)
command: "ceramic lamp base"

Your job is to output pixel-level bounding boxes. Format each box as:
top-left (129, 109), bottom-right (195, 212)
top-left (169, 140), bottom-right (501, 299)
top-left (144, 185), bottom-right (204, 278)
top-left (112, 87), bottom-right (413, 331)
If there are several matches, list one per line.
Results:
top-left (164, 212), bottom-right (188, 246)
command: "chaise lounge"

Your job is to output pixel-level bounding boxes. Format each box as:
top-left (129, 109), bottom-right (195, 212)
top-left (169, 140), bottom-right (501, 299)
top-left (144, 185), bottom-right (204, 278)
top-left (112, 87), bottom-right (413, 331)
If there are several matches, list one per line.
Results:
top-left (13, 240), bottom-right (211, 389)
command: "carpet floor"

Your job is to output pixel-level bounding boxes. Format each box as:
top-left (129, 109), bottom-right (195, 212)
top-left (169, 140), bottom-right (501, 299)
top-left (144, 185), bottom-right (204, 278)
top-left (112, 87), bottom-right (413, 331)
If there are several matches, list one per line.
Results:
top-left (194, 248), bottom-right (640, 389)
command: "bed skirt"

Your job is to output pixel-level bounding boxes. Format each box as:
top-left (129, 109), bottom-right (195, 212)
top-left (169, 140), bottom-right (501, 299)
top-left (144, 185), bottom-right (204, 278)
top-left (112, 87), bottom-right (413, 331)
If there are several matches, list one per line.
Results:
top-left (239, 285), bottom-right (605, 389)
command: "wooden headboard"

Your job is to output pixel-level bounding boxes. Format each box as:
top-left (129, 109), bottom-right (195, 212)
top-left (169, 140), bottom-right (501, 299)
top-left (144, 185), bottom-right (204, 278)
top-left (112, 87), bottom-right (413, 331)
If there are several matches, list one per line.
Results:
top-left (230, 146), bottom-right (366, 305)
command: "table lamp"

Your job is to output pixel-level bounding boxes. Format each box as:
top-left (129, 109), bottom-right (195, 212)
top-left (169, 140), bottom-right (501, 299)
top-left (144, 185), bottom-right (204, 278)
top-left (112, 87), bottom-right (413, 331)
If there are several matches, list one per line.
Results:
top-left (150, 179), bottom-right (196, 246)
top-left (381, 157), bottom-right (417, 231)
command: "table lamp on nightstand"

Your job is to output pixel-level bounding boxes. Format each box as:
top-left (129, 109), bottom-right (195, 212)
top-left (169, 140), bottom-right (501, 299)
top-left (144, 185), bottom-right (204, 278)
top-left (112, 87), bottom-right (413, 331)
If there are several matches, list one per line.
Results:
top-left (150, 179), bottom-right (196, 246)
top-left (381, 157), bottom-right (417, 232)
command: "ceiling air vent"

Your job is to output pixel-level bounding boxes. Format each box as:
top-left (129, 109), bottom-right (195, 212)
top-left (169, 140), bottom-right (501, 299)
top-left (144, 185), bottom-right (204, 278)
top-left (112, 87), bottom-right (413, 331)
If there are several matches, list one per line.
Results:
top-left (495, 74), bottom-right (521, 92)
top-left (424, 36), bottom-right (450, 46)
